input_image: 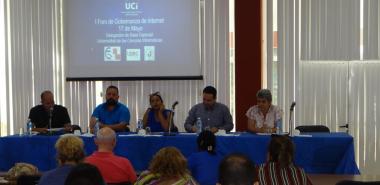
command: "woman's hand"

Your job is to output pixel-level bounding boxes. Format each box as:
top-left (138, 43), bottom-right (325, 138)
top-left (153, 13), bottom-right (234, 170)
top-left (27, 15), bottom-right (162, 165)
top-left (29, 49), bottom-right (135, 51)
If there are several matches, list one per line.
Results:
top-left (159, 104), bottom-right (165, 112)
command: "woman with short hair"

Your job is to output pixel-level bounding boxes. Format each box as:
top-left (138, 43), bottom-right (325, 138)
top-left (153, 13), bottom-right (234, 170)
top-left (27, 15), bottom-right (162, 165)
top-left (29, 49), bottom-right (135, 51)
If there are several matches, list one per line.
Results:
top-left (38, 135), bottom-right (85, 185)
top-left (246, 89), bottom-right (283, 133)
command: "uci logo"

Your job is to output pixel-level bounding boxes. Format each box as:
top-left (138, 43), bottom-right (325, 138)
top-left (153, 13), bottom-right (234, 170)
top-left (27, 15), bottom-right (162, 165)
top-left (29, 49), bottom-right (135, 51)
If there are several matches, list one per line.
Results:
top-left (125, 2), bottom-right (138, 10)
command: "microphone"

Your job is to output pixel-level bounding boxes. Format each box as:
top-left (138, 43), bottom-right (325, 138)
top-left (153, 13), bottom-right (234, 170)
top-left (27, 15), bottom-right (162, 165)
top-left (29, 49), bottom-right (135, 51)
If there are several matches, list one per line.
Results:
top-left (171, 101), bottom-right (179, 110)
top-left (289, 101), bottom-right (296, 136)
top-left (290, 102), bottom-right (296, 111)
top-left (49, 107), bottom-right (54, 117)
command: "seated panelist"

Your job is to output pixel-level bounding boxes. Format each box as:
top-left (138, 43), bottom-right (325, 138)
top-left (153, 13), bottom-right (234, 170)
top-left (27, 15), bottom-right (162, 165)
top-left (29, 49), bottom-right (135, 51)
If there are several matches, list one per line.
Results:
top-left (142, 92), bottom-right (175, 132)
top-left (90, 85), bottom-right (130, 133)
top-left (184, 86), bottom-right (233, 133)
top-left (246, 89), bottom-right (283, 133)
top-left (28, 90), bottom-right (71, 133)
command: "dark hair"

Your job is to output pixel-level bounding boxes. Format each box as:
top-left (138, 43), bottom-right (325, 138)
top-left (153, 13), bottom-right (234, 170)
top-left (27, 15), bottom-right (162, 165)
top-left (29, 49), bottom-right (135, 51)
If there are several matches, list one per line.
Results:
top-left (256, 89), bottom-right (272, 102)
top-left (203, 86), bottom-right (217, 98)
top-left (149, 92), bottom-right (163, 102)
top-left (197, 130), bottom-right (216, 154)
top-left (40, 90), bottom-right (53, 100)
top-left (64, 163), bottom-right (105, 185)
top-left (268, 135), bottom-right (294, 168)
top-left (218, 153), bottom-right (257, 185)
top-left (106, 85), bottom-right (119, 94)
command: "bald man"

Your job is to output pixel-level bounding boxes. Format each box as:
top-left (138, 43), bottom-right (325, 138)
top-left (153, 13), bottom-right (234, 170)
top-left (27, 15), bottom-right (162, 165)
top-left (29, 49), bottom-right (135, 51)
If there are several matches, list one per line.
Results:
top-left (28, 90), bottom-right (71, 133)
top-left (85, 127), bottom-right (137, 184)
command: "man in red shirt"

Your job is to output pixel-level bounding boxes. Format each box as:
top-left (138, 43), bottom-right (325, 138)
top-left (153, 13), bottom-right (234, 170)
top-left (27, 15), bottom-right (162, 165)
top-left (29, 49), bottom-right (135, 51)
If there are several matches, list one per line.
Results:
top-left (86, 127), bottom-right (137, 184)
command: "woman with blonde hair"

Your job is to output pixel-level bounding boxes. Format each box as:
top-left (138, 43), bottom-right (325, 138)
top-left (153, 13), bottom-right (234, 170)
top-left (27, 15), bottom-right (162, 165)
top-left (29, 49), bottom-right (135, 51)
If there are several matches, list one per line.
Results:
top-left (135, 147), bottom-right (198, 185)
top-left (38, 135), bottom-right (85, 185)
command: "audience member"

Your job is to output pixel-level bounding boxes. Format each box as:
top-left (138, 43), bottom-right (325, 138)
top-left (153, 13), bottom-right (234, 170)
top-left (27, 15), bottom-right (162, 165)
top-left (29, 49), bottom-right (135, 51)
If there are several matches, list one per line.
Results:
top-left (64, 163), bottom-right (105, 185)
top-left (246, 89), bottom-right (283, 133)
top-left (38, 135), bottom-right (85, 185)
top-left (218, 153), bottom-right (258, 185)
top-left (135, 147), bottom-right (198, 185)
top-left (184, 86), bottom-right (233, 133)
top-left (188, 130), bottom-right (222, 185)
top-left (257, 135), bottom-right (312, 185)
top-left (29, 90), bottom-right (71, 133)
top-left (90, 85), bottom-right (131, 132)
top-left (142, 92), bottom-right (175, 132)
top-left (86, 127), bottom-right (137, 184)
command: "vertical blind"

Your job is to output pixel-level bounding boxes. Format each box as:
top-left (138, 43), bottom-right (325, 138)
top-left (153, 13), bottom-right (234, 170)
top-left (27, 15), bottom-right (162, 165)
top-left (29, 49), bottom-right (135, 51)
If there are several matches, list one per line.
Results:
top-left (266, 0), bottom-right (380, 174)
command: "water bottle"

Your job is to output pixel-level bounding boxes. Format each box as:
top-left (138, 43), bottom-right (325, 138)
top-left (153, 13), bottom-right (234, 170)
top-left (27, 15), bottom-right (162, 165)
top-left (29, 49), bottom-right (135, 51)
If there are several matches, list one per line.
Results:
top-left (26, 119), bottom-right (33, 136)
top-left (275, 119), bottom-right (282, 134)
top-left (196, 117), bottom-right (202, 134)
top-left (137, 119), bottom-right (143, 132)
top-left (94, 118), bottom-right (100, 135)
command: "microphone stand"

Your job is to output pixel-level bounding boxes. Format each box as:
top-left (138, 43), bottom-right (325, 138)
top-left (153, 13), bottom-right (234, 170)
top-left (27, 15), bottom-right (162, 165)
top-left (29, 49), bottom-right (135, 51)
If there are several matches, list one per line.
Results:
top-left (289, 102), bottom-right (296, 136)
top-left (165, 101), bottom-right (178, 136)
top-left (49, 107), bottom-right (53, 135)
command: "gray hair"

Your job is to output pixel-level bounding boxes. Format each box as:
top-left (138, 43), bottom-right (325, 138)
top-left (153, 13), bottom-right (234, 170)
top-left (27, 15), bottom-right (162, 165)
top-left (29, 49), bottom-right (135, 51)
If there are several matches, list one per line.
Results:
top-left (256, 89), bottom-right (272, 102)
top-left (96, 127), bottom-right (116, 142)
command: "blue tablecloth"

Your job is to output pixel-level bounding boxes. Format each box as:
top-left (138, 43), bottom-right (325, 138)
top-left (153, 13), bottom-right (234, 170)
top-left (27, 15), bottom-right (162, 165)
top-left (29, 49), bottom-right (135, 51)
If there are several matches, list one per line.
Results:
top-left (0, 132), bottom-right (360, 174)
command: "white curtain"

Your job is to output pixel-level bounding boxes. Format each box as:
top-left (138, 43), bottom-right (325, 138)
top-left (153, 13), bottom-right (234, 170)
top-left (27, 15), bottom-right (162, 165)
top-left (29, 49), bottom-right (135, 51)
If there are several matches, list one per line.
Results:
top-left (0, 0), bottom-right (232, 135)
top-left (350, 61), bottom-right (380, 174)
top-left (267, 0), bottom-right (380, 174)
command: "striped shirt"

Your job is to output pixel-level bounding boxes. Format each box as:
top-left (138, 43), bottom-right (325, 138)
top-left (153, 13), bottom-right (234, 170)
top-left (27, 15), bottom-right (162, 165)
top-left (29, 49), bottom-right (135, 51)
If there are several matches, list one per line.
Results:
top-left (258, 162), bottom-right (312, 185)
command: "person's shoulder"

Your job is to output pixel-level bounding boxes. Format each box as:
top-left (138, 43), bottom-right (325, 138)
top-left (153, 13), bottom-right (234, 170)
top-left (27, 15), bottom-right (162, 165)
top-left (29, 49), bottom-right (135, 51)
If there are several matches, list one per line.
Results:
top-left (117, 102), bottom-right (129, 110)
top-left (54, 104), bottom-right (68, 110)
top-left (247, 105), bottom-right (260, 113)
top-left (189, 103), bottom-right (203, 111)
top-left (215, 102), bottom-right (231, 110)
top-left (193, 103), bottom-right (203, 108)
top-left (94, 103), bottom-right (106, 109)
top-left (114, 154), bottom-right (132, 163)
top-left (30, 105), bottom-right (43, 111)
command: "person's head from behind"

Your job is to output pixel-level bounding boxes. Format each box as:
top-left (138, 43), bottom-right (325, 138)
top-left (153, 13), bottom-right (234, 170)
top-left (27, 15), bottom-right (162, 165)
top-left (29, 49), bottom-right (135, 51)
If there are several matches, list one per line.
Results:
top-left (149, 92), bottom-right (164, 110)
top-left (55, 135), bottom-right (85, 166)
top-left (64, 163), bottom-right (105, 185)
top-left (218, 153), bottom-right (258, 185)
top-left (95, 127), bottom-right (117, 152)
top-left (203, 86), bottom-right (217, 109)
top-left (105, 85), bottom-right (119, 106)
top-left (149, 147), bottom-right (189, 178)
top-left (41, 90), bottom-right (55, 111)
top-left (197, 130), bottom-right (216, 154)
top-left (256, 89), bottom-right (272, 113)
top-left (267, 135), bottom-right (294, 168)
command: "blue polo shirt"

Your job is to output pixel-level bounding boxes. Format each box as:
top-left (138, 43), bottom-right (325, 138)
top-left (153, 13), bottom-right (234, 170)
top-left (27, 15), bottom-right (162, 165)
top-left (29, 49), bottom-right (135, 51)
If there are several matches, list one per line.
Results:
top-left (92, 102), bottom-right (130, 125)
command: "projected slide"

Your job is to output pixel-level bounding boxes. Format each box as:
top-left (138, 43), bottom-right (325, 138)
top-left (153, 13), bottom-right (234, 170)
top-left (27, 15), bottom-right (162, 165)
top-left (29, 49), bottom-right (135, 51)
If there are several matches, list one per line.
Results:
top-left (65, 0), bottom-right (201, 79)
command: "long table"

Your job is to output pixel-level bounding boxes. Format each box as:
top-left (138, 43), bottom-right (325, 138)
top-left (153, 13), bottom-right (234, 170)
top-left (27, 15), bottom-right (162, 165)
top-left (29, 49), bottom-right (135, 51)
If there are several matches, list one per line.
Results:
top-left (0, 132), bottom-right (360, 174)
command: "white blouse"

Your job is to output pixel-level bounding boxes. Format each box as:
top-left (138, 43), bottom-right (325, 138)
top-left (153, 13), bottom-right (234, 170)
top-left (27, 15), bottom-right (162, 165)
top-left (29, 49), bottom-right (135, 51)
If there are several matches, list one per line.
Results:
top-left (245, 105), bottom-right (283, 128)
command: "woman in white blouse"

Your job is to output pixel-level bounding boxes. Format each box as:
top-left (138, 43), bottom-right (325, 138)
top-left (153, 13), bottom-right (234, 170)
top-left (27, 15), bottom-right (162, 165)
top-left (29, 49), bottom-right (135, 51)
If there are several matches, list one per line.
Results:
top-left (246, 89), bottom-right (283, 133)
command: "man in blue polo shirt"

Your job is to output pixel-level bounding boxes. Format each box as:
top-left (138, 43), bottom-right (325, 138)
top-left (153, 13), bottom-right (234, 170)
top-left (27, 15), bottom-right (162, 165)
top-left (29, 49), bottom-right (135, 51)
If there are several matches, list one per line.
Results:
top-left (90, 85), bottom-right (130, 133)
